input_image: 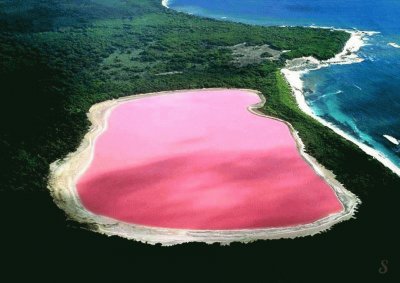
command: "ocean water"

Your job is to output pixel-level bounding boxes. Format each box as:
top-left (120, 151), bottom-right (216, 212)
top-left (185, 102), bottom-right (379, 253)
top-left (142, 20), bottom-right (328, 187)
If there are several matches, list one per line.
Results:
top-left (167, 0), bottom-right (400, 169)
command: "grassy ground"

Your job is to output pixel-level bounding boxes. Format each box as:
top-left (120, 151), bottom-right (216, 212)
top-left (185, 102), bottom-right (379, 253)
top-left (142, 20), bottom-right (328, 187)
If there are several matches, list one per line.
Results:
top-left (0, 0), bottom-right (399, 281)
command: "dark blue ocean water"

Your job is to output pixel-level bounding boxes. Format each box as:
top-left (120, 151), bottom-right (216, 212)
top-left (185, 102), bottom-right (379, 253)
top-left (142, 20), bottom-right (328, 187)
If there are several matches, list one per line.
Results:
top-left (168, 0), bottom-right (400, 168)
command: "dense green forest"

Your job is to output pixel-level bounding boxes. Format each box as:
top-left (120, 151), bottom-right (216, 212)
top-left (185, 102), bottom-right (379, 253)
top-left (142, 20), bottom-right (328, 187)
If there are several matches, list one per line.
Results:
top-left (0, 0), bottom-right (351, 192)
top-left (0, 0), bottom-right (399, 281)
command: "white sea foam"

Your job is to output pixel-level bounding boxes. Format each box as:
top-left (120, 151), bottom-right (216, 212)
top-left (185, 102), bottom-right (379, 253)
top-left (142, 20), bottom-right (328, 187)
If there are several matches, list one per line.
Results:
top-left (384, 135), bottom-right (400, 145)
top-left (161, 0), bottom-right (170, 8)
top-left (282, 29), bottom-right (400, 177)
top-left (388, 42), bottom-right (400, 48)
top-left (309, 90), bottom-right (342, 103)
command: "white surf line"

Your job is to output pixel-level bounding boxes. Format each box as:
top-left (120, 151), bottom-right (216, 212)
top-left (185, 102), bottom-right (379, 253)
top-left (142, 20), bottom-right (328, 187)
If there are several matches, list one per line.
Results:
top-left (383, 135), bottom-right (400, 146)
top-left (282, 29), bottom-right (400, 177)
top-left (388, 42), bottom-right (400, 48)
top-left (48, 88), bottom-right (359, 246)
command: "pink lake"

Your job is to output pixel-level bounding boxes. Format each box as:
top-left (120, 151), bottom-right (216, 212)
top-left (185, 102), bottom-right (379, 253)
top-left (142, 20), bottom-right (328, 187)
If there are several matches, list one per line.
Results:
top-left (77, 89), bottom-right (343, 230)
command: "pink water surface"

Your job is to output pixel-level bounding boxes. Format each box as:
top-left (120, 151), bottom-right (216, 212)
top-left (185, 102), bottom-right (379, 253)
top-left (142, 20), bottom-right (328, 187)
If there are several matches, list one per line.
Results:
top-left (77, 90), bottom-right (343, 230)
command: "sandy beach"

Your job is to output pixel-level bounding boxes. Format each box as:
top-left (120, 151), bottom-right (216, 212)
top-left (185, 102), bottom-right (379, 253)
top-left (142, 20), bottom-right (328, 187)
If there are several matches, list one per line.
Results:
top-left (48, 88), bottom-right (359, 246)
top-left (281, 29), bottom-right (400, 177)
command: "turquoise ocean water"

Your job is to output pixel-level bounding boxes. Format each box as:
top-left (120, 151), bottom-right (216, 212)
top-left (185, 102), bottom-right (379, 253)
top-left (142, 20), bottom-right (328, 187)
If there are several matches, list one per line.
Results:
top-left (167, 0), bottom-right (400, 169)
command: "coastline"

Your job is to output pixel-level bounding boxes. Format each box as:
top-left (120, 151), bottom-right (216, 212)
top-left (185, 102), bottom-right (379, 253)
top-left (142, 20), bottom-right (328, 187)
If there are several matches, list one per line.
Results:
top-left (162, 0), bottom-right (400, 177)
top-left (281, 29), bottom-right (400, 177)
top-left (161, 0), bottom-right (399, 176)
top-left (48, 88), bottom-right (359, 246)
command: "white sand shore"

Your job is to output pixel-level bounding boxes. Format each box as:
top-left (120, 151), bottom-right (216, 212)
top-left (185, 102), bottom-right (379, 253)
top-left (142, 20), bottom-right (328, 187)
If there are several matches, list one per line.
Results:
top-left (281, 29), bottom-right (400, 177)
top-left (48, 88), bottom-right (359, 246)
